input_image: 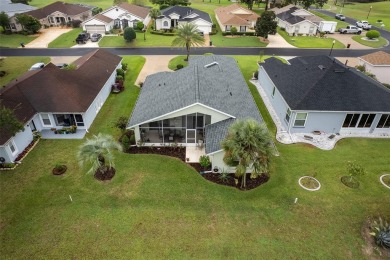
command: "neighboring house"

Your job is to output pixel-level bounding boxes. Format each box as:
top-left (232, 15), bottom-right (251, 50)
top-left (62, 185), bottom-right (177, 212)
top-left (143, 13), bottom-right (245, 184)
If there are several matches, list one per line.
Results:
top-left (358, 51), bottom-right (390, 85)
top-left (155, 6), bottom-right (212, 34)
top-left (8, 1), bottom-right (93, 32)
top-left (257, 55), bottom-right (390, 136)
top-left (82, 3), bottom-right (151, 34)
top-left (271, 5), bottom-right (322, 36)
top-left (0, 50), bottom-right (122, 163)
top-left (127, 55), bottom-right (263, 172)
top-left (215, 4), bottom-right (259, 33)
top-left (0, 0), bottom-right (37, 31)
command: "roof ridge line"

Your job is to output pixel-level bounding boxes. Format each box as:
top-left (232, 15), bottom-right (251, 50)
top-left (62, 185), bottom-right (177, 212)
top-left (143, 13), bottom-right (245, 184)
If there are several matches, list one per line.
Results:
top-left (195, 65), bottom-right (199, 102)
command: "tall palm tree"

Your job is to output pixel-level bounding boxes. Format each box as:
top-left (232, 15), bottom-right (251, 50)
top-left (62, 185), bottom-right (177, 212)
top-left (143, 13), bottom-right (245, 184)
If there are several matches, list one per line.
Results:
top-left (171, 23), bottom-right (204, 61)
top-left (149, 8), bottom-right (160, 31)
top-left (78, 133), bottom-right (122, 175)
top-left (222, 119), bottom-right (273, 188)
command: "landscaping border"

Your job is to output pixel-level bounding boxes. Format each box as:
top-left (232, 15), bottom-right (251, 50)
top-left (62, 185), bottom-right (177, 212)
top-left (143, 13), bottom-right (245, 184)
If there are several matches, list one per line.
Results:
top-left (379, 174), bottom-right (390, 189)
top-left (298, 176), bottom-right (321, 191)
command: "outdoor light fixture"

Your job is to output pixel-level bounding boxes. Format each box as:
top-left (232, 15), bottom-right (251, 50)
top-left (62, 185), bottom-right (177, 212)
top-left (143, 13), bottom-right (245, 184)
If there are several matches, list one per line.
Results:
top-left (329, 40), bottom-right (336, 56)
top-left (367, 6), bottom-right (372, 19)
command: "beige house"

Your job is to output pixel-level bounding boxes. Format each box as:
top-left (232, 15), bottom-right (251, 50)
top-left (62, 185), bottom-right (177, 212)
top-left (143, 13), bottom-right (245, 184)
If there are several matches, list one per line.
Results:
top-left (358, 51), bottom-right (390, 84)
top-left (215, 4), bottom-right (259, 32)
top-left (9, 1), bottom-right (93, 32)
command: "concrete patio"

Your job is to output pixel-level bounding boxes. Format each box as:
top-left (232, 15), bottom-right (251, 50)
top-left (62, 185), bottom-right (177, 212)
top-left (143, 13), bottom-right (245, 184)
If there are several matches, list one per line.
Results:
top-left (185, 146), bottom-right (205, 163)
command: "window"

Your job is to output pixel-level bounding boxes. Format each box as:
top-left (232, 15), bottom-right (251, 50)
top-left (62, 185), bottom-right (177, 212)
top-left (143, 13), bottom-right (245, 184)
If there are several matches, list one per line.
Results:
top-left (342, 113), bottom-right (360, 128)
top-left (272, 86), bottom-right (276, 97)
top-left (40, 114), bottom-right (52, 126)
top-left (376, 114), bottom-right (390, 128)
top-left (240, 26), bottom-right (246, 32)
top-left (226, 25), bottom-right (231, 32)
top-left (49, 17), bottom-right (54, 23)
top-left (285, 108), bottom-right (291, 123)
top-left (163, 21), bottom-right (169, 27)
top-left (8, 140), bottom-right (17, 156)
top-left (294, 113), bottom-right (307, 127)
top-left (357, 114), bottom-right (375, 128)
top-left (74, 114), bottom-right (84, 127)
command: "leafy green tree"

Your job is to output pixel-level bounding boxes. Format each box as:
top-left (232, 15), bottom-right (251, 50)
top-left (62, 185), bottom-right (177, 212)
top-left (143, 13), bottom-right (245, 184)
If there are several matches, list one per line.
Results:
top-left (78, 133), bottom-right (122, 175)
top-left (92, 7), bottom-right (103, 16)
top-left (255, 11), bottom-right (277, 39)
top-left (172, 23), bottom-right (204, 61)
top-left (11, 0), bottom-right (31, 4)
top-left (149, 8), bottom-right (161, 30)
top-left (0, 12), bottom-right (10, 31)
top-left (0, 103), bottom-right (24, 138)
top-left (222, 119), bottom-right (273, 189)
top-left (150, 0), bottom-right (190, 7)
top-left (301, 0), bottom-right (314, 10)
top-left (136, 21), bottom-right (144, 31)
top-left (241, 0), bottom-right (254, 10)
top-left (15, 14), bottom-right (41, 34)
top-left (113, 0), bottom-right (128, 4)
top-left (230, 26), bottom-right (237, 36)
top-left (315, 0), bottom-right (326, 8)
top-left (123, 27), bottom-right (136, 42)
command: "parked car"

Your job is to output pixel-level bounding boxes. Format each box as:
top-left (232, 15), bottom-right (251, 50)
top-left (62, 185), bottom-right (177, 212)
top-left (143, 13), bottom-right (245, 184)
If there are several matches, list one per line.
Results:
top-left (356, 20), bottom-right (372, 30)
top-left (75, 32), bottom-right (90, 44)
top-left (338, 25), bottom-right (362, 34)
top-left (29, 62), bottom-right (45, 71)
top-left (90, 33), bottom-right (102, 42)
top-left (55, 63), bottom-right (68, 69)
top-left (335, 14), bottom-right (346, 21)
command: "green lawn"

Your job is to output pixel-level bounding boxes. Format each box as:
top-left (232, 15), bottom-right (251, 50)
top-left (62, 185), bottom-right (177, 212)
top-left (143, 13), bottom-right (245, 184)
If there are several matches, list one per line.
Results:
top-left (0, 33), bottom-right (37, 48)
top-left (325, 2), bottom-right (390, 32)
top-left (48, 28), bottom-right (82, 48)
top-left (1, 54), bottom-right (389, 259)
top-left (0, 57), bottom-right (50, 86)
top-left (352, 35), bottom-right (388, 48)
top-left (30, 0), bottom-right (115, 9)
top-left (211, 33), bottom-right (268, 47)
top-left (277, 28), bottom-right (345, 48)
top-left (99, 31), bottom-right (175, 47)
top-left (168, 55), bottom-right (188, 70)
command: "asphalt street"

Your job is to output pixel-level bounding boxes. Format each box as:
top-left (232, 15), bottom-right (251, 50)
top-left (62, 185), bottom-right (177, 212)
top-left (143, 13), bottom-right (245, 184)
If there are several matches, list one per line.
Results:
top-left (0, 10), bottom-right (389, 58)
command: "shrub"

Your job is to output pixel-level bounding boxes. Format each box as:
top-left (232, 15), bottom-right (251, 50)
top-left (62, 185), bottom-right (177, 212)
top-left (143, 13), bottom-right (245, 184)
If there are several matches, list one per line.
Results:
top-left (355, 65), bottom-right (366, 72)
top-left (116, 75), bottom-right (123, 82)
top-left (253, 71), bottom-right (259, 79)
top-left (219, 170), bottom-right (231, 183)
top-left (116, 68), bottom-right (125, 78)
top-left (71, 20), bottom-right (82, 28)
top-left (139, 82), bottom-right (143, 87)
top-left (366, 30), bottom-right (380, 39)
top-left (370, 217), bottom-right (390, 248)
top-left (121, 62), bottom-right (128, 71)
top-left (199, 155), bottom-right (211, 170)
top-left (377, 19), bottom-right (382, 23)
top-left (115, 116), bottom-right (127, 132)
top-left (123, 27), bottom-right (136, 42)
top-left (230, 27), bottom-right (237, 36)
top-left (121, 135), bottom-right (131, 151)
top-left (136, 21), bottom-right (144, 31)
top-left (129, 134), bottom-right (135, 145)
top-left (176, 64), bottom-right (183, 70)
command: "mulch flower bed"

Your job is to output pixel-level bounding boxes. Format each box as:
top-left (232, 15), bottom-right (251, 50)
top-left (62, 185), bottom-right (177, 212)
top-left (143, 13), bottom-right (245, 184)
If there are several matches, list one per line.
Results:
top-left (201, 172), bottom-right (270, 191)
top-left (14, 139), bottom-right (38, 162)
top-left (52, 165), bottom-right (67, 175)
top-left (127, 146), bottom-right (186, 161)
top-left (94, 167), bottom-right (116, 181)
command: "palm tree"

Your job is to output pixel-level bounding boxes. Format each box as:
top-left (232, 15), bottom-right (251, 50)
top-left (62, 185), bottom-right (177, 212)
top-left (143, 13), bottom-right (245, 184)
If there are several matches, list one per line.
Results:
top-left (171, 23), bottom-right (204, 61)
top-left (222, 119), bottom-right (273, 189)
top-left (78, 133), bottom-right (122, 176)
top-left (149, 8), bottom-right (160, 31)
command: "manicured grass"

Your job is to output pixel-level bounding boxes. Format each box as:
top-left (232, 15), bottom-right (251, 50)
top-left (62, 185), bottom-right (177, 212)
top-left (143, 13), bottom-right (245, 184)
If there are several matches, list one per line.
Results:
top-left (0, 33), bottom-right (37, 48)
top-left (168, 55), bottom-right (187, 70)
top-left (48, 28), bottom-right (82, 48)
top-left (310, 10), bottom-right (349, 30)
top-left (99, 31), bottom-right (176, 47)
top-left (277, 28), bottom-right (345, 48)
top-left (2, 54), bottom-right (389, 259)
top-left (352, 36), bottom-right (388, 48)
top-left (211, 33), bottom-right (268, 47)
top-left (30, 0), bottom-right (114, 9)
top-left (325, 2), bottom-right (390, 32)
top-left (0, 57), bottom-right (50, 86)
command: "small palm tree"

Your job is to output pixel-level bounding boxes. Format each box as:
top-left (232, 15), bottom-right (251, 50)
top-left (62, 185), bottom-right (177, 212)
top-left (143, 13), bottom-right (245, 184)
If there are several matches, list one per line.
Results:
top-left (149, 8), bottom-right (160, 31)
top-left (172, 23), bottom-right (204, 61)
top-left (222, 119), bottom-right (273, 188)
top-left (78, 133), bottom-right (122, 175)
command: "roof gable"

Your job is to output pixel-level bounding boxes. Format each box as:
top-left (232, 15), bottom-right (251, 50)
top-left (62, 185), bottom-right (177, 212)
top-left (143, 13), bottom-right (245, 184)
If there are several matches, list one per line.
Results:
top-left (360, 51), bottom-right (390, 65)
top-left (215, 4), bottom-right (259, 26)
top-left (160, 6), bottom-right (212, 23)
top-left (24, 1), bottom-right (91, 19)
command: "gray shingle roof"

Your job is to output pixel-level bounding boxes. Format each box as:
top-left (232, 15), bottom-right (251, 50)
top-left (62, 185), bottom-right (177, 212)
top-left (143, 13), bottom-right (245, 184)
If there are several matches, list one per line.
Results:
top-left (0, 0), bottom-right (36, 17)
top-left (276, 8), bottom-right (305, 25)
top-left (260, 55), bottom-right (390, 112)
top-left (160, 6), bottom-right (212, 24)
top-left (128, 55), bottom-right (263, 153)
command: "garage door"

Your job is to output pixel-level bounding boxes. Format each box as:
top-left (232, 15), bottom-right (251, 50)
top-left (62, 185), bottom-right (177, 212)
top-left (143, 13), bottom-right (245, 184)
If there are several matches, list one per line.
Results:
top-left (85, 25), bottom-right (106, 34)
top-left (196, 25), bottom-right (211, 34)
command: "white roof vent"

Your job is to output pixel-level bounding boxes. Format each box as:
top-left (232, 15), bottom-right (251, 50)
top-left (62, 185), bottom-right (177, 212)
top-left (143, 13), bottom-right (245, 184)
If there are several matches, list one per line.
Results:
top-left (204, 61), bottom-right (218, 68)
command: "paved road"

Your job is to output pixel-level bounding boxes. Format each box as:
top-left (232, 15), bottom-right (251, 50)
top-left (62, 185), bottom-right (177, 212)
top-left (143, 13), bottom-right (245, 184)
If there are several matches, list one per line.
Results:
top-left (0, 46), bottom-right (381, 57)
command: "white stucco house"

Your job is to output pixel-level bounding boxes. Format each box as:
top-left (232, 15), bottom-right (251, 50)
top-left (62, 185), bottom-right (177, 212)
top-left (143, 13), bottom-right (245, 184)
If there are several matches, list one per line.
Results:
top-left (358, 51), bottom-right (390, 85)
top-left (155, 6), bottom-right (212, 34)
top-left (8, 1), bottom-right (93, 32)
top-left (272, 5), bottom-right (322, 36)
top-left (0, 50), bottom-right (122, 163)
top-left (82, 3), bottom-right (151, 34)
top-left (127, 55), bottom-right (265, 172)
top-left (257, 55), bottom-right (390, 136)
top-left (215, 4), bottom-right (259, 32)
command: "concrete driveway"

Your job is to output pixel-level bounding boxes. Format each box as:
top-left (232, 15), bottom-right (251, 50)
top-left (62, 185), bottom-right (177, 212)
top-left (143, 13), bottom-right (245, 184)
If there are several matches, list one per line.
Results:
top-left (267, 33), bottom-right (296, 48)
top-left (25, 27), bottom-right (72, 48)
top-left (327, 31), bottom-right (372, 49)
top-left (135, 55), bottom-right (176, 85)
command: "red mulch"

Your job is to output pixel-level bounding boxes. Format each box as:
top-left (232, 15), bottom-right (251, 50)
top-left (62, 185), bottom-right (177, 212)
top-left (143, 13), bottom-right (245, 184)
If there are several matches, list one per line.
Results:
top-left (94, 167), bottom-right (116, 181)
top-left (15, 139), bottom-right (37, 162)
top-left (127, 146), bottom-right (186, 161)
top-left (52, 165), bottom-right (67, 175)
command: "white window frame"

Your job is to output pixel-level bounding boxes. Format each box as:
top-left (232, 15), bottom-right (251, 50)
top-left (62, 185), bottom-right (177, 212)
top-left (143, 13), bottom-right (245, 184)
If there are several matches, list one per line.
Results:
top-left (40, 113), bottom-right (52, 127)
top-left (294, 112), bottom-right (308, 127)
top-left (285, 108), bottom-right (291, 123)
top-left (8, 139), bottom-right (18, 156)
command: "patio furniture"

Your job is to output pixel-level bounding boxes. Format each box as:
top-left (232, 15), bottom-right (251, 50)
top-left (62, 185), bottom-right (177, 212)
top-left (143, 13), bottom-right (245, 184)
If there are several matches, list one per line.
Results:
top-left (328, 134), bottom-right (336, 140)
top-left (304, 135), bottom-right (313, 141)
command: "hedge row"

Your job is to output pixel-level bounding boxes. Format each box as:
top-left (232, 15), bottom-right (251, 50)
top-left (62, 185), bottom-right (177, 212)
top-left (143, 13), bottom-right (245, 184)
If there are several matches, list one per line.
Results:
top-left (221, 31), bottom-right (257, 36)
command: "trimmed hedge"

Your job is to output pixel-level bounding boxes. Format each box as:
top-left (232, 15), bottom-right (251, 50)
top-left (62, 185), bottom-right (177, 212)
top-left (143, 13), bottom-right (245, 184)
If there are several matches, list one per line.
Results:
top-left (221, 31), bottom-right (257, 36)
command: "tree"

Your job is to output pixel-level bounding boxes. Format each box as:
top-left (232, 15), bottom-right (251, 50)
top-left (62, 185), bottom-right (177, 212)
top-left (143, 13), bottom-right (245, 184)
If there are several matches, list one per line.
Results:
top-left (92, 7), bottom-right (103, 16)
top-left (241, 0), bottom-right (254, 10)
top-left (149, 8), bottom-right (161, 30)
top-left (171, 23), bottom-right (204, 61)
top-left (113, 0), bottom-right (128, 4)
top-left (346, 161), bottom-right (366, 183)
top-left (0, 12), bottom-right (10, 31)
top-left (230, 27), bottom-right (237, 36)
top-left (11, 0), bottom-right (31, 4)
top-left (301, 0), bottom-right (314, 10)
top-left (15, 14), bottom-right (41, 34)
top-left (78, 133), bottom-right (122, 175)
top-left (315, 0), bottom-right (326, 9)
top-left (123, 27), bottom-right (136, 42)
top-left (0, 103), bottom-right (25, 138)
top-left (150, 0), bottom-right (190, 7)
top-left (222, 119), bottom-right (273, 189)
top-left (255, 11), bottom-right (277, 39)
top-left (132, 0), bottom-right (146, 5)
top-left (136, 21), bottom-right (144, 31)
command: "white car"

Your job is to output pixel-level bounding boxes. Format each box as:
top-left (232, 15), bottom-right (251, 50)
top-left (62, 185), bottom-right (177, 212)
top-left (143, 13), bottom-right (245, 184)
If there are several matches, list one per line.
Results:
top-left (356, 20), bottom-right (372, 30)
top-left (29, 62), bottom-right (45, 71)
